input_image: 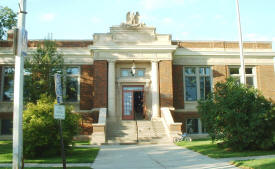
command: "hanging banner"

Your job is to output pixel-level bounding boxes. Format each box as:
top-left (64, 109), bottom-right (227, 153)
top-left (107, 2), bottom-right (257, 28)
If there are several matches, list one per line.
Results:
top-left (54, 74), bottom-right (63, 104)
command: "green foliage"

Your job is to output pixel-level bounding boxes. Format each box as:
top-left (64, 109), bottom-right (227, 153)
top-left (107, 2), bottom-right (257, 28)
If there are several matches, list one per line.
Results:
top-left (0, 6), bottom-right (17, 40)
top-left (24, 40), bottom-right (64, 103)
top-left (23, 95), bottom-right (79, 158)
top-left (198, 77), bottom-right (275, 150)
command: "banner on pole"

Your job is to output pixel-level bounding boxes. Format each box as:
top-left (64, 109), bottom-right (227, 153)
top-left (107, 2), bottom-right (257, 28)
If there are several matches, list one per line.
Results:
top-left (22, 30), bottom-right (28, 57)
top-left (54, 74), bottom-right (63, 104)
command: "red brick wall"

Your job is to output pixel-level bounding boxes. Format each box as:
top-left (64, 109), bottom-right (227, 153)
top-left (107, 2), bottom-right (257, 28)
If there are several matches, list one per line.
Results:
top-left (256, 65), bottom-right (275, 101)
top-left (159, 61), bottom-right (173, 107)
top-left (80, 65), bottom-right (94, 110)
top-left (93, 61), bottom-right (108, 108)
top-left (79, 112), bottom-right (98, 135)
top-left (172, 65), bottom-right (184, 109)
top-left (172, 111), bottom-right (200, 132)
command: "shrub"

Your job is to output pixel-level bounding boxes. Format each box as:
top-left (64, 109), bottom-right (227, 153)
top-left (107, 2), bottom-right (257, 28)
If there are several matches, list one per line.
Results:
top-left (23, 95), bottom-right (79, 158)
top-left (198, 77), bottom-right (275, 150)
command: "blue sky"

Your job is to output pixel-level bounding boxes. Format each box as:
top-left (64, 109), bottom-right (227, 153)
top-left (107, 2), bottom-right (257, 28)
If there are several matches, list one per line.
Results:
top-left (1, 0), bottom-right (275, 46)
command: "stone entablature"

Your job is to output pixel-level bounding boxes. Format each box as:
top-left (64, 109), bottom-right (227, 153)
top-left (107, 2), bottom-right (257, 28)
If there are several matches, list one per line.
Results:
top-left (90, 13), bottom-right (177, 62)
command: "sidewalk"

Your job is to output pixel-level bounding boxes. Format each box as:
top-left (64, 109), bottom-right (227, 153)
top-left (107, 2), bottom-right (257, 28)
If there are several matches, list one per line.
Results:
top-left (1, 145), bottom-right (274, 168)
top-left (92, 144), bottom-right (238, 169)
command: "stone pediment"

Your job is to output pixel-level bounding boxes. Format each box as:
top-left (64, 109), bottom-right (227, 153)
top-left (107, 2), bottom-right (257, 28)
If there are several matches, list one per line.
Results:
top-left (90, 12), bottom-right (177, 60)
top-left (92, 12), bottom-right (172, 46)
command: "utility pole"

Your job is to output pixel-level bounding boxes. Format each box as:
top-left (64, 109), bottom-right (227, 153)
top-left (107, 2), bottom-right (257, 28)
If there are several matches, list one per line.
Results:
top-left (236, 0), bottom-right (245, 84)
top-left (13, 0), bottom-right (27, 169)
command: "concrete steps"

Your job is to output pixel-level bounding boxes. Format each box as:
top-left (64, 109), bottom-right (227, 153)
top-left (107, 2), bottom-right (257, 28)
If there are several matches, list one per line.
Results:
top-left (106, 119), bottom-right (171, 144)
top-left (106, 120), bottom-right (137, 144)
top-left (137, 120), bottom-right (170, 144)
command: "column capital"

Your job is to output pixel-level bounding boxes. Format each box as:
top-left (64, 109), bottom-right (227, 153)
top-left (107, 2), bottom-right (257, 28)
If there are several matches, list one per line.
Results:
top-left (107, 59), bottom-right (116, 63)
top-left (151, 59), bottom-right (159, 63)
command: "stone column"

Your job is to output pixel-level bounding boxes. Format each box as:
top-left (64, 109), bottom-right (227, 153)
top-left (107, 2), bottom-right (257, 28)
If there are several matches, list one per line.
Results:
top-left (108, 60), bottom-right (116, 119)
top-left (151, 60), bottom-right (160, 118)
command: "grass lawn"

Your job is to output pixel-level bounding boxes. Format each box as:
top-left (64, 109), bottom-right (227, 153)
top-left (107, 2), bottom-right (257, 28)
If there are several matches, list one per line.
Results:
top-left (232, 158), bottom-right (275, 169)
top-left (0, 141), bottom-right (99, 163)
top-left (72, 140), bottom-right (90, 146)
top-left (0, 167), bottom-right (91, 169)
top-left (176, 139), bottom-right (275, 158)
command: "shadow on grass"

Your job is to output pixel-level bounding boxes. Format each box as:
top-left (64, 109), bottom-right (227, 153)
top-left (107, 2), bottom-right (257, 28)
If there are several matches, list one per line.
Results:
top-left (177, 139), bottom-right (275, 158)
top-left (0, 167), bottom-right (92, 169)
top-left (0, 141), bottom-right (99, 163)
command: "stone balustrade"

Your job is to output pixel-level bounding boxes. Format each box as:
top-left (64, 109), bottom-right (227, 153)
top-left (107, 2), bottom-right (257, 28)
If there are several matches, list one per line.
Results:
top-left (90, 108), bottom-right (107, 145)
top-left (161, 107), bottom-right (182, 138)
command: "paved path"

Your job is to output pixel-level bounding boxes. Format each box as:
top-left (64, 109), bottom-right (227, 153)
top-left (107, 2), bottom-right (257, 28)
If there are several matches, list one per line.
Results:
top-left (92, 144), bottom-right (238, 169)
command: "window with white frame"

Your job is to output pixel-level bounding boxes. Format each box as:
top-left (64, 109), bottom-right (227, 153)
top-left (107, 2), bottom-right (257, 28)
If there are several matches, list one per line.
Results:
top-left (65, 67), bottom-right (80, 102)
top-left (229, 67), bottom-right (256, 88)
top-left (120, 68), bottom-right (145, 77)
top-left (1, 67), bottom-right (14, 101)
top-left (186, 118), bottom-right (207, 134)
top-left (184, 67), bottom-right (212, 101)
top-left (0, 119), bottom-right (12, 135)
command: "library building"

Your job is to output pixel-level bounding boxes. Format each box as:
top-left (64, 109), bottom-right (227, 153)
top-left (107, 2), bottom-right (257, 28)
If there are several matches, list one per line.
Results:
top-left (0, 13), bottom-right (274, 144)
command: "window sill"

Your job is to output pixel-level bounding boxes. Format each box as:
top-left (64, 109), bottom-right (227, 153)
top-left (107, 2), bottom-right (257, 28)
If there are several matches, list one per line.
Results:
top-left (64, 101), bottom-right (80, 104)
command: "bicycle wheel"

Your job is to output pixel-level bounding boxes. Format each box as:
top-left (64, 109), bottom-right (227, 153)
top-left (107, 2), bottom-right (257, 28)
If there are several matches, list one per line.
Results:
top-left (173, 137), bottom-right (179, 143)
top-left (184, 136), bottom-right (192, 142)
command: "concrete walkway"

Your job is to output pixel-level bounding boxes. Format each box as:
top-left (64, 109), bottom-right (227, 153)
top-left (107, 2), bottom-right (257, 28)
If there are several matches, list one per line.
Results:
top-left (92, 144), bottom-right (238, 169)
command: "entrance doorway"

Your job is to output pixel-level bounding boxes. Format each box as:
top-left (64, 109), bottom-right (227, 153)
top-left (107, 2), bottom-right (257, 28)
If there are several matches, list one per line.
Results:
top-left (122, 86), bottom-right (144, 120)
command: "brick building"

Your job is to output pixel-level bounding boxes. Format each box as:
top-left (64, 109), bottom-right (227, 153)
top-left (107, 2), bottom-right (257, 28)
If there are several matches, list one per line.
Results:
top-left (0, 16), bottom-right (275, 142)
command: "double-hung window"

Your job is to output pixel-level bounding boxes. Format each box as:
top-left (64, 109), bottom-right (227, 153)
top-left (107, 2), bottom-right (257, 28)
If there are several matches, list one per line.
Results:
top-left (1, 67), bottom-right (14, 101)
top-left (184, 67), bottom-right (211, 101)
top-left (186, 118), bottom-right (207, 134)
top-left (229, 67), bottom-right (256, 88)
top-left (65, 67), bottom-right (80, 102)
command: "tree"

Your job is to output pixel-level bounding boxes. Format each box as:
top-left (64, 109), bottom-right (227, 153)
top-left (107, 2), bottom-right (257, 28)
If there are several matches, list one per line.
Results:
top-left (24, 40), bottom-right (64, 102)
top-left (23, 95), bottom-right (79, 158)
top-left (23, 40), bottom-right (80, 158)
top-left (198, 78), bottom-right (275, 150)
top-left (0, 6), bottom-right (17, 40)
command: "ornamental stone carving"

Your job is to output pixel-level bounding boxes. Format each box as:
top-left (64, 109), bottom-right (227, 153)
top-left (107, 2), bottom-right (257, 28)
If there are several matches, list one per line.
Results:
top-left (121, 11), bottom-right (145, 28)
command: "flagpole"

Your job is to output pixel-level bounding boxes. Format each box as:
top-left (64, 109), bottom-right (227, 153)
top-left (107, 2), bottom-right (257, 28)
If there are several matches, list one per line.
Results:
top-left (13, 0), bottom-right (27, 168)
top-left (236, 0), bottom-right (245, 84)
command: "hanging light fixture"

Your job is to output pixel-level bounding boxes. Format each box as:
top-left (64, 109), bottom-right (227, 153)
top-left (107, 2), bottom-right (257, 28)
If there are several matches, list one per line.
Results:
top-left (131, 60), bottom-right (136, 77)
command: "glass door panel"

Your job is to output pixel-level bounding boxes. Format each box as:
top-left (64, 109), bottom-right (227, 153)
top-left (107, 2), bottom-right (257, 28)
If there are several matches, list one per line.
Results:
top-left (122, 91), bottom-right (134, 120)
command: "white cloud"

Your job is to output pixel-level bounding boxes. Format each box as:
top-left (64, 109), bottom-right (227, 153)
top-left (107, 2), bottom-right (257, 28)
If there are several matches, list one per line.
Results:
top-left (41, 13), bottom-right (55, 22)
top-left (215, 14), bottom-right (223, 20)
top-left (182, 32), bottom-right (189, 36)
top-left (162, 17), bottom-right (173, 24)
top-left (245, 33), bottom-right (268, 41)
top-left (91, 16), bottom-right (101, 24)
top-left (139, 0), bottom-right (185, 10)
top-left (191, 14), bottom-right (202, 19)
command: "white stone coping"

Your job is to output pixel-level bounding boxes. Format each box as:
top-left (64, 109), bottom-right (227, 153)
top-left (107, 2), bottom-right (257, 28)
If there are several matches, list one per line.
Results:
top-left (161, 107), bottom-right (182, 128)
top-left (89, 45), bottom-right (177, 51)
top-left (97, 108), bottom-right (107, 124)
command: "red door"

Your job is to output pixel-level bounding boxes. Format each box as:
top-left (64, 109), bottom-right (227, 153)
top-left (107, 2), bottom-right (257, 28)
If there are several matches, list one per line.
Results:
top-left (122, 91), bottom-right (134, 120)
top-left (122, 86), bottom-right (144, 120)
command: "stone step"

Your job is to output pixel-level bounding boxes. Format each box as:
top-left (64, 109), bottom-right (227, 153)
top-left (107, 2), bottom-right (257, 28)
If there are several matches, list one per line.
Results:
top-left (106, 119), bottom-right (171, 144)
